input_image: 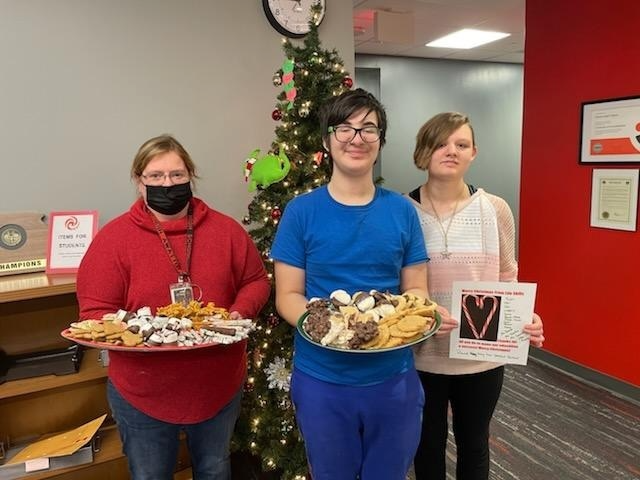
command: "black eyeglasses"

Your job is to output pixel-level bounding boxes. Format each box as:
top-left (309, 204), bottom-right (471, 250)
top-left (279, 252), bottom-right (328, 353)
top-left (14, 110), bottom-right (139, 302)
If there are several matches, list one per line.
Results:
top-left (328, 125), bottom-right (382, 143)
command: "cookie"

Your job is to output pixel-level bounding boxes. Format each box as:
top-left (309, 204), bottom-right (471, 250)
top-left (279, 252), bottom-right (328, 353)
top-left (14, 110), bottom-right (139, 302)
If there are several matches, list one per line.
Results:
top-left (121, 330), bottom-right (143, 347)
top-left (389, 324), bottom-right (421, 338)
top-left (397, 315), bottom-right (428, 332)
top-left (103, 321), bottom-right (126, 336)
top-left (379, 336), bottom-right (403, 348)
top-left (407, 305), bottom-right (437, 317)
top-left (402, 332), bottom-right (425, 343)
top-left (363, 323), bottom-right (390, 349)
top-left (378, 314), bottom-right (401, 327)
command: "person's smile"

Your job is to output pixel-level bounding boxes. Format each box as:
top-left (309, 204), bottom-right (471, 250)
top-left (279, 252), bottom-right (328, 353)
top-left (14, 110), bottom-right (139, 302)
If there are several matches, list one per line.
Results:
top-left (345, 147), bottom-right (370, 159)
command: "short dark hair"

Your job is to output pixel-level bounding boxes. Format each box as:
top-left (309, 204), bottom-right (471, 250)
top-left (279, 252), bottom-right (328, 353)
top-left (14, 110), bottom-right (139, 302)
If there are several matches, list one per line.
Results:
top-left (319, 88), bottom-right (387, 148)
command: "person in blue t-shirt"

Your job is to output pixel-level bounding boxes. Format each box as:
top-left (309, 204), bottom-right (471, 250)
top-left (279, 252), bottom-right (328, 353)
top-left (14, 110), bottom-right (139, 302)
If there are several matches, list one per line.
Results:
top-left (271, 88), bottom-right (455, 480)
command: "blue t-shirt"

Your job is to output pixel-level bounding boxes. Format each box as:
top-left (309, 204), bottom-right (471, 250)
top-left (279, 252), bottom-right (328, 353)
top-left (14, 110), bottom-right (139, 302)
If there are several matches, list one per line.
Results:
top-left (271, 185), bottom-right (428, 386)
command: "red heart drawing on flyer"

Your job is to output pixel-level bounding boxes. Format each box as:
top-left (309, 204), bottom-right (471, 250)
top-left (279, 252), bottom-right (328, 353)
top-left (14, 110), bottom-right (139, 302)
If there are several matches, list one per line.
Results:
top-left (462, 295), bottom-right (498, 340)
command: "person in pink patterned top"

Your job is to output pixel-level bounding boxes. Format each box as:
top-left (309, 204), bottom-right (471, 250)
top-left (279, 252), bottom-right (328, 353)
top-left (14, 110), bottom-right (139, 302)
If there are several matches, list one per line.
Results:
top-left (406, 112), bottom-right (545, 480)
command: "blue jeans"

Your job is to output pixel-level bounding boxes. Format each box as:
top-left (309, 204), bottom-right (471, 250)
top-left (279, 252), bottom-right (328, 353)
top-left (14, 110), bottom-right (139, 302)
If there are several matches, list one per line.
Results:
top-left (291, 368), bottom-right (425, 480)
top-left (107, 380), bottom-right (242, 480)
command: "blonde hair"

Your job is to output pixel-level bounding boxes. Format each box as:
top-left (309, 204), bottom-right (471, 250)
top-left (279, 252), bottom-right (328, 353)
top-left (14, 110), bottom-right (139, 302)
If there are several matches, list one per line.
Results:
top-left (130, 134), bottom-right (199, 181)
top-left (413, 112), bottom-right (475, 170)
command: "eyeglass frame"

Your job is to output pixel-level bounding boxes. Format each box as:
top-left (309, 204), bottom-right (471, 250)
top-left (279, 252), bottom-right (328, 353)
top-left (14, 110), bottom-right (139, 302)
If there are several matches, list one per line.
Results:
top-left (139, 170), bottom-right (190, 185)
top-left (328, 125), bottom-right (384, 144)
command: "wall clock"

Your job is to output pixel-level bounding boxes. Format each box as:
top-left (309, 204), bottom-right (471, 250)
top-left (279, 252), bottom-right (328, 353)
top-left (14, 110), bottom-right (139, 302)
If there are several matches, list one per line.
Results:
top-left (262, 0), bottom-right (326, 38)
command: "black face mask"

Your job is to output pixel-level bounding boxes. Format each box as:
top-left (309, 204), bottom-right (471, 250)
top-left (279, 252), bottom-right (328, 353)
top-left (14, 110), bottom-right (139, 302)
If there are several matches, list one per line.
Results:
top-left (145, 182), bottom-right (192, 216)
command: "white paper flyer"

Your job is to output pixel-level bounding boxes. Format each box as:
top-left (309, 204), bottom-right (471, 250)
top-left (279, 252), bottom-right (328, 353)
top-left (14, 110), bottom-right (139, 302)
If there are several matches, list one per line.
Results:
top-left (46, 211), bottom-right (98, 274)
top-left (449, 281), bottom-right (537, 365)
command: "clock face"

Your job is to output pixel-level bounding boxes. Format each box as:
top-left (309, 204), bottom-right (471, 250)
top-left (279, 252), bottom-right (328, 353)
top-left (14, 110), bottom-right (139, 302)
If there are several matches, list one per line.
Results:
top-left (263, 0), bottom-right (326, 38)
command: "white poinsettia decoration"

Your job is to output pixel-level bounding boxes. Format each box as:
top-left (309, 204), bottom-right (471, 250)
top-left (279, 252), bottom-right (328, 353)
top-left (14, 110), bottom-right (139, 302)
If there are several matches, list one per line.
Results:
top-left (265, 356), bottom-right (291, 392)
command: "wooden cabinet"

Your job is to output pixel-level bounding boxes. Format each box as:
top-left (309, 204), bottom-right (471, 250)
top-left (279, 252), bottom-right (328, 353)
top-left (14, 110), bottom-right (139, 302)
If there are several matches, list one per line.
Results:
top-left (0, 273), bottom-right (192, 479)
top-left (0, 272), bottom-right (130, 478)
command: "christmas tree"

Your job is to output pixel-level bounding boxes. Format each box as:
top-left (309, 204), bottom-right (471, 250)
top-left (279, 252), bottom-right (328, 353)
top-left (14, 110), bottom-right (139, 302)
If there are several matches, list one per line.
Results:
top-left (232, 5), bottom-right (353, 479)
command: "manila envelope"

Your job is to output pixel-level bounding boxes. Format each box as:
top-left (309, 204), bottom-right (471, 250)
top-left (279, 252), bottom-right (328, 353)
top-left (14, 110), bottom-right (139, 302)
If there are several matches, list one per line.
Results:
top-left (6, 414), bottom-right (107, 464)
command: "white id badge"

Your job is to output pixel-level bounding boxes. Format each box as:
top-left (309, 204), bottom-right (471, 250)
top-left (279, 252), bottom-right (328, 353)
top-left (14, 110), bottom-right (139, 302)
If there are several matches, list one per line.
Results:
top-left (170, 282), bottom-right (194, 305)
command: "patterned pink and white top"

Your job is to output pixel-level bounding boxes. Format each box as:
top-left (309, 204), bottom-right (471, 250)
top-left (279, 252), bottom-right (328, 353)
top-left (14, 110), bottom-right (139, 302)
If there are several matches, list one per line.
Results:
top-left (408, 188), bottom-right (518, 375)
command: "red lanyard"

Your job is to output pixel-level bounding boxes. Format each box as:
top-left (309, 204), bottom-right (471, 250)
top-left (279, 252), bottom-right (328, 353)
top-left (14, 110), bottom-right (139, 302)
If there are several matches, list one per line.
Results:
top-left (148, 205), bottom-right (194, 283)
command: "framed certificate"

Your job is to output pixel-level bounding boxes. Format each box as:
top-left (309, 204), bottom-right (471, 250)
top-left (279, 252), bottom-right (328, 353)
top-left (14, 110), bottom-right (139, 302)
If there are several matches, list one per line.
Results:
top-left (580, 95), bottom-right (640, 164)
top-left (46, 211), bottom-right (99, 274)
top-left (589, 169), bottom-right (639, 231)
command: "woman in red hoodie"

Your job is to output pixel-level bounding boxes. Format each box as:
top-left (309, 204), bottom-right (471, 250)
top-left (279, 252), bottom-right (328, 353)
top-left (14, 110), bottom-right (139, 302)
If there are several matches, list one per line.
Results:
top-left (77, 134), bottom-right (270, 480)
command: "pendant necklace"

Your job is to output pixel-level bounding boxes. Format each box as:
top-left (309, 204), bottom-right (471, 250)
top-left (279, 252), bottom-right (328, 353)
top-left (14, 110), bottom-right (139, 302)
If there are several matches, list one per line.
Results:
top-left (425, 184), bottom-right (466, 259)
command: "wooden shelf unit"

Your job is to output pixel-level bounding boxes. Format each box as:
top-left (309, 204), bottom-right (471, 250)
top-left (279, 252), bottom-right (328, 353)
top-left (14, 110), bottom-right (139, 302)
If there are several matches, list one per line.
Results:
top-left (0, 272), bottom-right (192, 479)
top-left (0, 272), bottom-right (129, 479)
top-left (1, 273), bottom-right (79, 357)
top-left (10, 427), bottom-right (127, 480)
top-left (0, 273), bottom-right (77, 303)
top-left (0, 349), bottom-right (106, 400)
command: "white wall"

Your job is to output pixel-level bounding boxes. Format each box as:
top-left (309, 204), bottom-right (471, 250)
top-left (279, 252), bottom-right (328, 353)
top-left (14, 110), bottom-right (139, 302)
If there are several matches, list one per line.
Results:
top-left (355, 55), bottom-right (523, 228)
top-left (0, 0), bottom-right (354, 224)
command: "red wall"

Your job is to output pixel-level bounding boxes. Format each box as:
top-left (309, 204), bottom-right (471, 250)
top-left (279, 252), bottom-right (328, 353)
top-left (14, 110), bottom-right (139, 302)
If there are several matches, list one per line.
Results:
top-left (520, 0), bottom-right (640, 386)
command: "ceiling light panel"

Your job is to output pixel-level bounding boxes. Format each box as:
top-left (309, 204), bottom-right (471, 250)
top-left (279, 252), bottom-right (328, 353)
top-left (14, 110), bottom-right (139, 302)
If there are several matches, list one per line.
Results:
top-left (426, 28), bottom-right (510, 49)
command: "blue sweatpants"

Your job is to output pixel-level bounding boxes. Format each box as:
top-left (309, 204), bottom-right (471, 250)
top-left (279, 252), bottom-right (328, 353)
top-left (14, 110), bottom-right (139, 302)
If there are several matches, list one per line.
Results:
top-left (291, 368), bottom-right (424, 480)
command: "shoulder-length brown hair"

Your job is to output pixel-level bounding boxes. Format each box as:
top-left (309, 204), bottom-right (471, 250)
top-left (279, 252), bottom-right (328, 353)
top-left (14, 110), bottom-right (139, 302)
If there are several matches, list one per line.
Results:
top-left (413, 112), bottom-right (475, 170)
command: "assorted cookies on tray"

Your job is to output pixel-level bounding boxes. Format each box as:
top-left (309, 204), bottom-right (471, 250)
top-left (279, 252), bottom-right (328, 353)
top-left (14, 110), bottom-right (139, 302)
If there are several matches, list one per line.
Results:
top-left (65, 301), bottom-right (254, 349)
top-left (302, 290), bottom-right (438, 351)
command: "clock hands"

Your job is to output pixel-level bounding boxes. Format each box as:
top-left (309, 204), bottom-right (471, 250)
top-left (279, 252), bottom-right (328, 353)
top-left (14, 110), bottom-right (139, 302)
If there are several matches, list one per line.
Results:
top-left (263, 0), bottom-right (325, 37)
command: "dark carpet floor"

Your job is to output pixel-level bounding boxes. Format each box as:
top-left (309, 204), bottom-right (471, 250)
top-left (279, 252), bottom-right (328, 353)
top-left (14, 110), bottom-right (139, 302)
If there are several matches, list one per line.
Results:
top-left (411, 359), bottom-right (640, 480)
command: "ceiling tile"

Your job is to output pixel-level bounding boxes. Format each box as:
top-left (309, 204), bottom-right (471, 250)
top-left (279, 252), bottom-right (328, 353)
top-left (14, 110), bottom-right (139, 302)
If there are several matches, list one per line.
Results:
top-left (353, 0), bottom-right (525, 63)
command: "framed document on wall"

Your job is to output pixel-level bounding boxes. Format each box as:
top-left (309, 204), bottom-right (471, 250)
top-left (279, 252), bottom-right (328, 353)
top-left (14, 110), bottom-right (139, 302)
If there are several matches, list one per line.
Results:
top-left (589, 169), bottom-right (639, 231)
top-left (580, 95), bottom-right (640, 164)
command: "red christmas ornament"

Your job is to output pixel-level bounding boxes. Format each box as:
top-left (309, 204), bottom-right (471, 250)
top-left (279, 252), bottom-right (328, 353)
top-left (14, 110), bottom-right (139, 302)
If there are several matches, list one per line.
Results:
top-left (342, 76), bottom-right (353, 88)
top-left (271, 109), bottom-right (283, 121)
top-left (271, 207), bottom-right (282, 220)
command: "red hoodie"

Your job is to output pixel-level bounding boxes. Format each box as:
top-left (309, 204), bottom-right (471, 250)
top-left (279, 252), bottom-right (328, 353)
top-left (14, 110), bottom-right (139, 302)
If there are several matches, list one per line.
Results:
top-left (76, 197), bottom-right (270, 423)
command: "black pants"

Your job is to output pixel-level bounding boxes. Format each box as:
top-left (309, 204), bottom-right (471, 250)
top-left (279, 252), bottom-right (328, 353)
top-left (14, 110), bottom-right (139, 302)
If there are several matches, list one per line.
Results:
top-left (414, 367), bottom-right (504, 480)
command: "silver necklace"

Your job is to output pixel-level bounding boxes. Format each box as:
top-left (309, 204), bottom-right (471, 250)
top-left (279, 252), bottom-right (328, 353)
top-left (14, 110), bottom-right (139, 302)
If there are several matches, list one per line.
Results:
top-left (425, 185), bottom-right (465, 259)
